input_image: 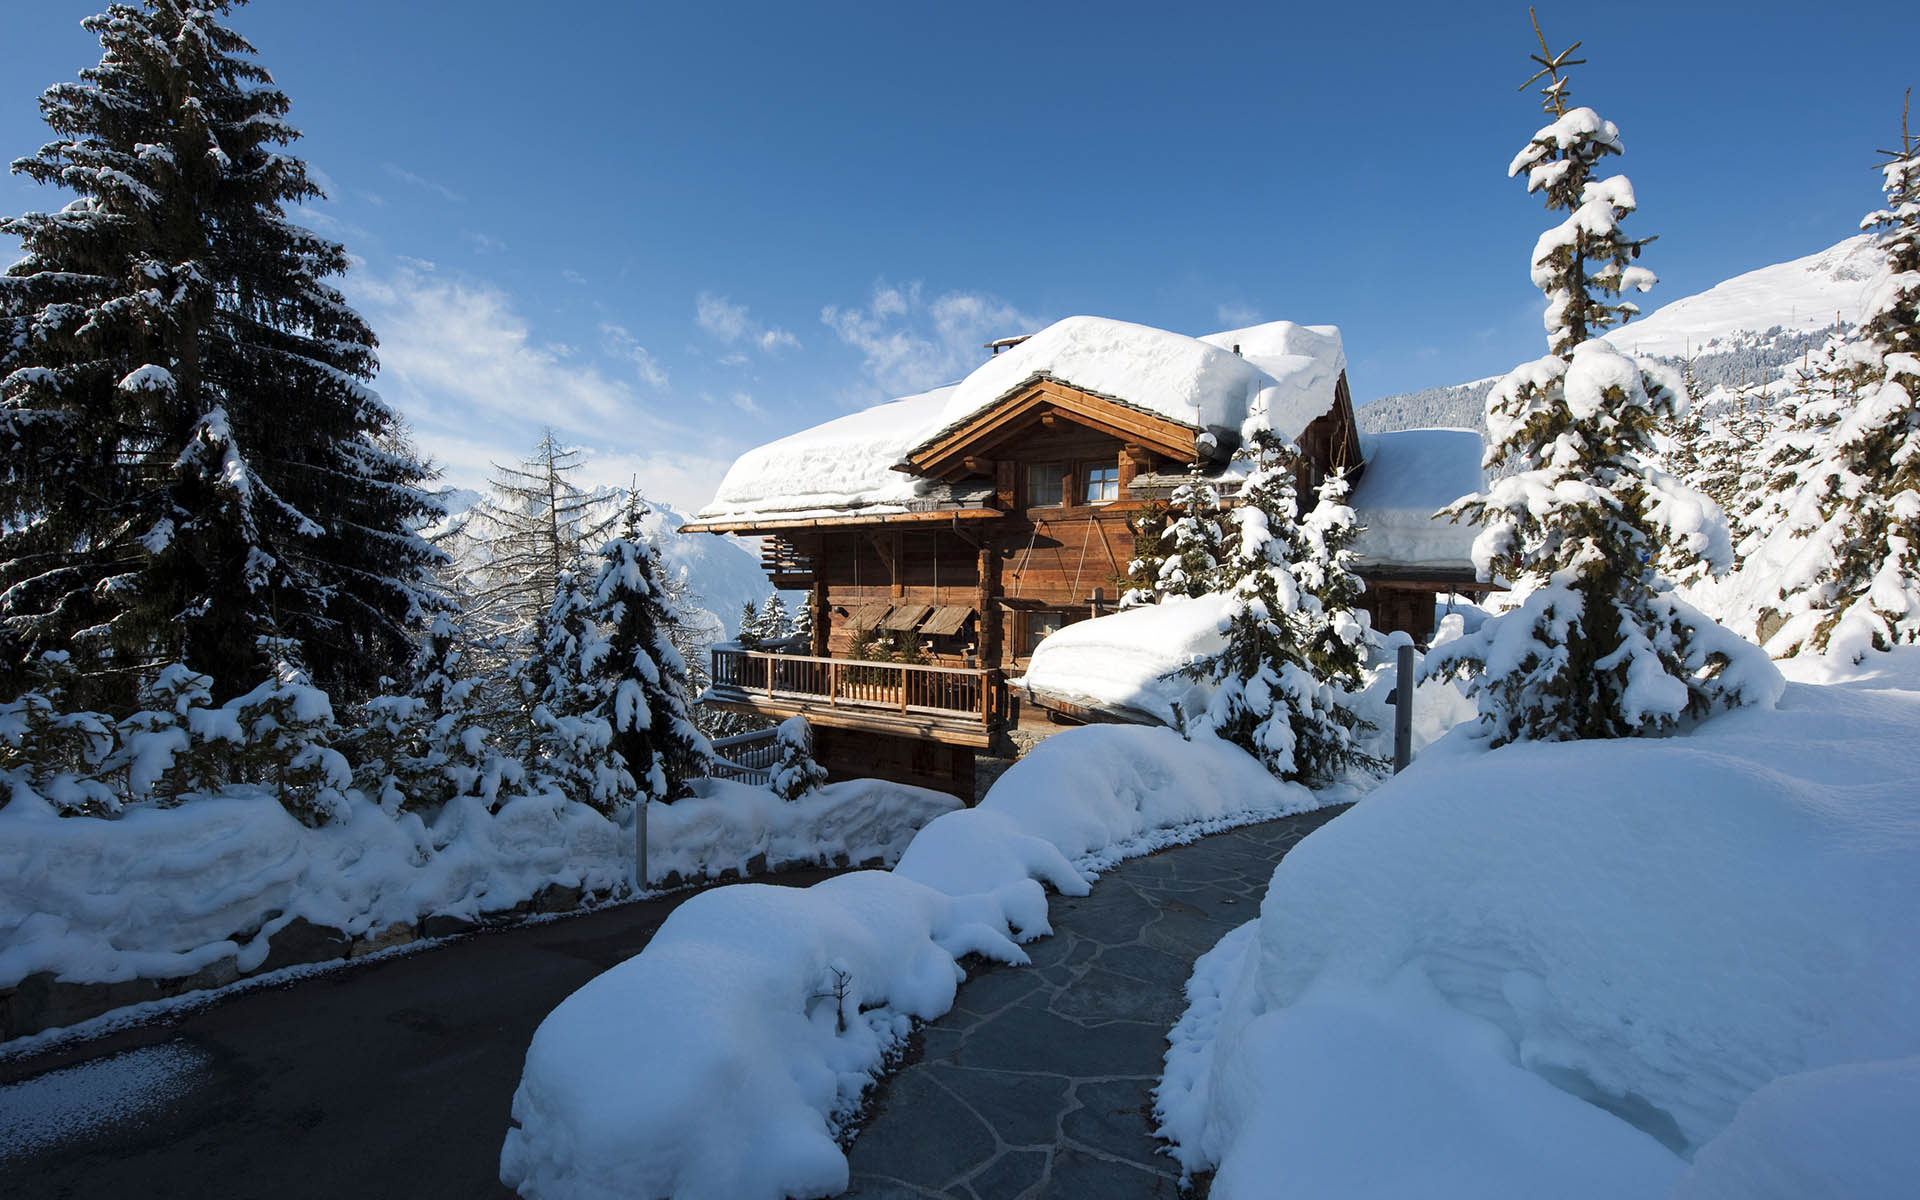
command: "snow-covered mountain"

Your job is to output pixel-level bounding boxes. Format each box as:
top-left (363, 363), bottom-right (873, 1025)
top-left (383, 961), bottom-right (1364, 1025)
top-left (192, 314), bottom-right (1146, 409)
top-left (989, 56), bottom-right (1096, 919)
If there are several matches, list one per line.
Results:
top-left (1362, 234), bottom-right (1889, 434)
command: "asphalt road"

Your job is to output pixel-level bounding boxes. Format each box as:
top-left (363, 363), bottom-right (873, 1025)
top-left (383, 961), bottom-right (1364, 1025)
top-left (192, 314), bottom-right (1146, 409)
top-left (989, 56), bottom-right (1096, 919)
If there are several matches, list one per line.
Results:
top-left (0, 870), bottom-right (843, 1200)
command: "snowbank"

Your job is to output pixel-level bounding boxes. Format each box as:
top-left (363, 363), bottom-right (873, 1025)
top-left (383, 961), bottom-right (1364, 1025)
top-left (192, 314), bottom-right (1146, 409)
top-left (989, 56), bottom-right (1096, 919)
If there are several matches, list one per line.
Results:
top-left (1021, 594), bottom-right (1232, 726)
top-left (695, 316), bottom-right (1346, 524)
top-left (500, 723), bottom-right (1331, 1199)
top-left (1345, 428), bottom-right (1485, 571)
top-left (0, 779), bottom-right (958, 992)
top-left (1157, 648), bottom-right (1920, 1197)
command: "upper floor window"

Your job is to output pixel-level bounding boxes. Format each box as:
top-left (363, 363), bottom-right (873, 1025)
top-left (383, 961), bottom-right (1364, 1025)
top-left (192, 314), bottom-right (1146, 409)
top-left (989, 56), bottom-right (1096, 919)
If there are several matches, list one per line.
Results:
top-left (1084, 465), bottom-right (1120, 503)
top-left (1027, 463), bottom-right (1066, 507)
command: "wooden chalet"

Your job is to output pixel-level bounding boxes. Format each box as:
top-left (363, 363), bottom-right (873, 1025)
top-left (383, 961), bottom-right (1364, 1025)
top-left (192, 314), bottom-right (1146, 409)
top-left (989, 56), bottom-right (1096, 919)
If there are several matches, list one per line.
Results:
top-left (683, 316), bottom-right (1490, 796)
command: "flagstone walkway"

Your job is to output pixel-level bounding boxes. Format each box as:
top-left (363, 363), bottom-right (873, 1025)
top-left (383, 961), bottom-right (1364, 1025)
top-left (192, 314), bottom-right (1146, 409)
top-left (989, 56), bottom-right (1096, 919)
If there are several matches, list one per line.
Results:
top-left (845, 806), bottom-right (1348, 1199)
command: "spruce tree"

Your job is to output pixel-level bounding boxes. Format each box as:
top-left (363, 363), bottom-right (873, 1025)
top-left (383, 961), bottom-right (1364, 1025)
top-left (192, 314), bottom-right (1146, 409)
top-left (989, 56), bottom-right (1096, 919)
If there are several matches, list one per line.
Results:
top-left (0, 0), bottom-right (444, 706)
top-left (583, 504), bottom-right (712, 804)
top-left (758, 594), bottom-right (791, 645)
top-left (1156, 467), bottom-right (1226, 599)
top-left (737, 601), bottom-right (766, 649)
top-left (1119, 501), bottom-right (1170, 608)
top-left (1738, 95), bottom-right (1920, 658)
top-left (1188, 432), bottom-right (1378, 784)
top-left (1428, 18), bottom-right (1778, 746)
top-left (768, 715), bottom-right (827, 802)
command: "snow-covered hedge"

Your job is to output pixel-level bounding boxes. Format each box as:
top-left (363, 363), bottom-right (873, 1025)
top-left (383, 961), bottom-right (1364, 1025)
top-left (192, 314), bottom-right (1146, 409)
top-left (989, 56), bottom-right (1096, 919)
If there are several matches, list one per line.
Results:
top-left (1156, 650), bottom-right (1920, 1197)
top-left (0, 778), bottom-right (959, 993)
top-left (500, 723), bottom-right (1333, 1200)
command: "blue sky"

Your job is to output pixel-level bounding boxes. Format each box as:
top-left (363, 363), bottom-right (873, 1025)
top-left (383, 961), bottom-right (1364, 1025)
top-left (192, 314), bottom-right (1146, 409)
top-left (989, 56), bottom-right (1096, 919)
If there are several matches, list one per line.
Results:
top-left (4, 1), bottom-right (1911, 514)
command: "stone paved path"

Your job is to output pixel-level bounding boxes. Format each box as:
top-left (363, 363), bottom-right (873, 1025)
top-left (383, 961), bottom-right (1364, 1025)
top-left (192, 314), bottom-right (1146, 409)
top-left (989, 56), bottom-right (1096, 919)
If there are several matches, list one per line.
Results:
top-left (846, 806), bottom-right (1347, 1199)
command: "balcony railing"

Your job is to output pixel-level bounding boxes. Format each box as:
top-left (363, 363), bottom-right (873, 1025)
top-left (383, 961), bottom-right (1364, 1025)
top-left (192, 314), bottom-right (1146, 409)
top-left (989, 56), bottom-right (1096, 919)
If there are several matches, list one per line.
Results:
top-left (711, 648), bottom-right (1006, 728)
top-left (706, 728), bottom-right (781, 785)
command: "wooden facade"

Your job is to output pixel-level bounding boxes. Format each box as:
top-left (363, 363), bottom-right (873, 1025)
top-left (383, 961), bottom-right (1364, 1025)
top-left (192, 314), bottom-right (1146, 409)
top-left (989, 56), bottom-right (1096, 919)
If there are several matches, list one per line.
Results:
top-left (688, 369), bottom-right (1478, 797)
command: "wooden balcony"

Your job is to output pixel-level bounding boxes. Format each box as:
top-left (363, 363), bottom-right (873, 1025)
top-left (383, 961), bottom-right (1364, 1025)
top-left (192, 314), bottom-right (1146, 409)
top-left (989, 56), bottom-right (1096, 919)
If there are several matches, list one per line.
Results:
top-left (705, 648), bottom-right (1007, 748)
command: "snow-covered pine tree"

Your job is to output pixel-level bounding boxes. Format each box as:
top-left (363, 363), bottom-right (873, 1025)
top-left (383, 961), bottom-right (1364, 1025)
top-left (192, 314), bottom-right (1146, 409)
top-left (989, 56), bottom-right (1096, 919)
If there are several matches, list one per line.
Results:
top-left (737, 601), bottom-right (767, 649)
top-left (1119, 501), bottom-right (1170, 608)
top-left (1157, 466), bottom-right (1225, 599)
top-left (0, 652), bottom-right (117, 814)
top-left (1738, 95), bottom-right (1920, 658)
top-left (1188, 432), bottom-right (1378, 784)
top-left (0, 0), bottom-right (445, 707)
top-left (525, 568), bottom-right (626, 814)
top-left (1428, 18), bottom-right (1777, 746)
top-left (1293, 468), bottom-right (1376, 691)
top-left (583, 504), bottom-right (712, 805)
top-left (767, 715), bottom-right (827, 802)
top-left (758, 594), bottom-right (791, 646)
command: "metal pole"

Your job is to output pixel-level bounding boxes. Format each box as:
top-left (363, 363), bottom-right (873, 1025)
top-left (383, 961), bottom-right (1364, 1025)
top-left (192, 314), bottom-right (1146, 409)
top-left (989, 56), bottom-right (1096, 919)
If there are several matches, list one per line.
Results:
top-left (1393, 642), bottom-right (1415, 774)
top-left (636, 798), bottom-right (649, 893)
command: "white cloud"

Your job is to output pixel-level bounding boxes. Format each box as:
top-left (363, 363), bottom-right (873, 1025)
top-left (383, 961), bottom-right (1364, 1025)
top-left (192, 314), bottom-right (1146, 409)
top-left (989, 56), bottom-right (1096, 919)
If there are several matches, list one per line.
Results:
top-left (696, 291), bottom-right (799, 354)
top-left (1215, 302), bottom-right (1263, 328)
top-left (821, 280), bottom-right (1041, 400)
top-left (383, 163), bottom-right (465, 204)
top-left (465, 231), bottom-right (507, 254)
top-left (562, 268), bottom-right (587, 285)
top-left (716, 351), bottom-right (750, 368)
top-left (345, 264), bottom-right (747, 516)
top-left (600, 323), bottom-right (670, 389)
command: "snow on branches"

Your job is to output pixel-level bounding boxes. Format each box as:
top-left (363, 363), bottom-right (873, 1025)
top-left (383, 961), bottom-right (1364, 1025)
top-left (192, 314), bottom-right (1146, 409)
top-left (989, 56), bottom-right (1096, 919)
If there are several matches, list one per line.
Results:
top-left (1429, 28), bottom-right (1779, 746)
top-left (1733, 98), bottom-right (1920, 660)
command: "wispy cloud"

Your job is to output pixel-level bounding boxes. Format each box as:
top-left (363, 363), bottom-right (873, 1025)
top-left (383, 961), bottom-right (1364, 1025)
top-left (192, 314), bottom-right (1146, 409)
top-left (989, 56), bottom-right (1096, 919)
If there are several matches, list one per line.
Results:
top-left (465, 231), bottom-right (507, 254)
top-left (822, 280), bottom-right (1041, 401)
top-left (383, 163), bottom-right (465, 204)
top-left (695, 291), bottom-right (800, 354)
top-left (346, 264), bottom-right (733, 514)
top-left (561, 268), bottom-right (587, 285)
top-left (600, 322), bottom-right (670, 389)
top-left (1215, 302), bottom-right (1263, 328)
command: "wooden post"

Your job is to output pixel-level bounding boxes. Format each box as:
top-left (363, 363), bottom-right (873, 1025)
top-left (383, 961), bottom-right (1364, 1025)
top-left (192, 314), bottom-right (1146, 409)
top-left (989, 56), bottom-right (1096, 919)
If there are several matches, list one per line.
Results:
top-left (977, 538), bottom-right (1002, 667)
top-left (765, 653), bottom-right (774, 698)
top-left (1394, 642), bottom-right (1415, 773)
top-left (900, 665), bottom-right (909, 712)
top-left (811, 577), bottom-right (829, 657)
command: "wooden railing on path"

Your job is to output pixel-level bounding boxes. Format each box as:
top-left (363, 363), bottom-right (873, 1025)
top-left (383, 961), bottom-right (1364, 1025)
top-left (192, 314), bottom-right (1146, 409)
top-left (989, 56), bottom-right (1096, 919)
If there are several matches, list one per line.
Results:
top-left (706, 728), bottom-right (780, 785)
top-left (710, 648), bottom-right (1006, 728)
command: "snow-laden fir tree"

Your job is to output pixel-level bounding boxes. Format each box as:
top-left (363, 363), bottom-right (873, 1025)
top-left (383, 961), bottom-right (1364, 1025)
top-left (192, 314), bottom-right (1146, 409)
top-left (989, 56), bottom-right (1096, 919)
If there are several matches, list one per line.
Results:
top-left (1735, 97), bottom-right (1920, 659)
top-left (1188, 432), bottom-right (1379, 784)
top-left (757, 594), bottom-right (791, 645)
top-left (767, 715), bottom-right (827, 803)
top-left (1119, 501), bottom-right (1170, 608)
top-left (1292, 468), bottom-right (1375, 691)
top-left (580, 504), bottom-right (712, 805)
top-left (737, 601), bottom-right (768, 649)
top-left (1156, 466), bottom-right (1226, 599)
top-left (0, 0), bottom-right (445, 707)
top-left (1428, 20), bottom-right (1779, 746)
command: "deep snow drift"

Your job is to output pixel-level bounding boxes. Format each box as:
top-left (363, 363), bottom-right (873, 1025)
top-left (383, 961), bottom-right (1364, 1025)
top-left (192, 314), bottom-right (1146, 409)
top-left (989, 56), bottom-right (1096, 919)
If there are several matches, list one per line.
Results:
top-left (1156, 649), bottom-right (1920, 1198)
top-left (499, 724), bottom-right (1330, 1200)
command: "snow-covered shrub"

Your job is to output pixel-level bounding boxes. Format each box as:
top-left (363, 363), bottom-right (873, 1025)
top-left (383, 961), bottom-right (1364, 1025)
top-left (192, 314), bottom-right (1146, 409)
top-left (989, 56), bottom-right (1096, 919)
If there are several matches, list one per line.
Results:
top-left (1157, 467), bottom-right (1226, 599)
top-left (0, 652), bottom-right (117, 814)
top-left (219, 644), bottom-right (353, 827)
top-left (768, 715), bottom-right (827, 802)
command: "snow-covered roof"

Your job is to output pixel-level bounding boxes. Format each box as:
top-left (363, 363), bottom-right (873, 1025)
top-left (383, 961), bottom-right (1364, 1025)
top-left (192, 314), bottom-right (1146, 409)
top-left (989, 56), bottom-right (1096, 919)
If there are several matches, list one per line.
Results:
top-left (1346, 428), bottom-right (1485, 572)
top-left (1021, 594), bottom-right (1233, 727)
top-left (695, 316), bottom-right (1346, 525)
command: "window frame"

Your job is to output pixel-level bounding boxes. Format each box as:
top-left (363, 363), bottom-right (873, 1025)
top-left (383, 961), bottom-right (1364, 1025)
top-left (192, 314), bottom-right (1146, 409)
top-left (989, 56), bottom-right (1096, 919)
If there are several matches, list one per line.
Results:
top-left (1025, 461), bottom-right (1067, 508)
top-left (1082, 463), bottom-right (1120, 504)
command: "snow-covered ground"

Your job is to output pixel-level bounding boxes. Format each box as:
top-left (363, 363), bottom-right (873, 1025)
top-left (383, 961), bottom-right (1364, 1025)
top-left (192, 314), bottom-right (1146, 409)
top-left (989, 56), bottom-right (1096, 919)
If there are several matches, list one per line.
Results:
top-left (499, 723), bottom-right (1336, 1200)
top-left (1156, 648), bottom-right (1920, 1198)
top-left (0, 779), bottom-right (957, 995)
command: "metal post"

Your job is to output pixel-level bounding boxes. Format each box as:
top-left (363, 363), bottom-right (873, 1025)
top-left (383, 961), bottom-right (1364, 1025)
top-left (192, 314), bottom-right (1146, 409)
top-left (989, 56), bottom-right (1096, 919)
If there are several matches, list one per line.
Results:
top-left (1393, 642), bottom-right (1415, 774)
top-left (635, 798), bottom-right (649, 893)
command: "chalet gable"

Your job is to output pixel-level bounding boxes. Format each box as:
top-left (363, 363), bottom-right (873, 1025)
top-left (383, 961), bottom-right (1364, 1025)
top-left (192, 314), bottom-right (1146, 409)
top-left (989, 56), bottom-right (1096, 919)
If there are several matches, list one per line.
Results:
top-left (898, 373), bottom-right (1209, 484)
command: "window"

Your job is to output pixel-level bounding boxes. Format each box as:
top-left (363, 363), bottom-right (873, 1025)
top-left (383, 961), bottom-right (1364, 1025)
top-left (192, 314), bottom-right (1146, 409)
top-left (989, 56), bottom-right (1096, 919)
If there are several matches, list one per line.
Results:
top-left (1083, 465), bottom-right (1119, 503)
top-left (1027, 463), bottom-right (1066, 507)
top-left (1026, 610), bottom-right (1067, 648)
